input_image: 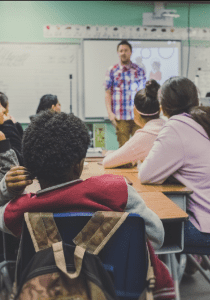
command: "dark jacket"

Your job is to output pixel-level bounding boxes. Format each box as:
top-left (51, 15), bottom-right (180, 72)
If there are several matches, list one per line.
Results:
top-left (0, 120), bottom-right (23, 165)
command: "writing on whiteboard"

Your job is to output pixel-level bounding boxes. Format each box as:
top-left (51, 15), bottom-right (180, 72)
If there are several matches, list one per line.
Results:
top-left (48, 54), bottom-right (74, 64)
top-left (0, 47), bottom-right (30, 66)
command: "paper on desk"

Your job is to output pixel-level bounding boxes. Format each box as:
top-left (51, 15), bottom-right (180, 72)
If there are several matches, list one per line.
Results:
top-left (87, 147), bottom-right (103, 153)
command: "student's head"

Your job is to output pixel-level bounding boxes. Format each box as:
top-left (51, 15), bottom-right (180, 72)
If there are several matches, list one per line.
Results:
top-left (159, 76), bottom-right (199, 118)
top-left (36, 94), bottom-right (61, 114)
top-left (0, 92), bottom-right (9, 114)
top-left (22, 111), bottom-right (90, 188)
top-left (134, 80), bottom-right (160, 127)
top-left (117, 40), bottom-right (132, 65)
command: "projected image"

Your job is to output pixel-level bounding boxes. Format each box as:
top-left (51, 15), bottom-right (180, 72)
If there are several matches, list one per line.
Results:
top-left (130, 41), bottom-right (179, 85)
top-left (149, 59), bottom-right (162, 82)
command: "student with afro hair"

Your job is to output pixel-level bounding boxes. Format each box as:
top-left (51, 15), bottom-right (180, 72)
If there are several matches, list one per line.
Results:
top-left (0, 111), bottom-right (164, 250)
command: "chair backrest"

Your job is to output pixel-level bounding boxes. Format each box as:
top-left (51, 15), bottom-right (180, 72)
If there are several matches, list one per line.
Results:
top-left (17, 212), bottom-right (147, 299)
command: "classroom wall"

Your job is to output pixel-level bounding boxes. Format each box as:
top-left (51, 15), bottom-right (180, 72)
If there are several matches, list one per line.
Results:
top-left (1, 1), bottom-right (210, 149)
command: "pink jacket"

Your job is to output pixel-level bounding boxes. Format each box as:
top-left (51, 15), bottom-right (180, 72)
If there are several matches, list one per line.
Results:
top-left (103, 119), bottom-right (166, 168)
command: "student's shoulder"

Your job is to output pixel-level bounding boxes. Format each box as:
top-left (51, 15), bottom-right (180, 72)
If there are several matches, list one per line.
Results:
top-left (157, 117), bottom-right (185, 141)
top-left (87, 174), bottom-right (127, 187)
top-left (84, 174), bottom-right (128, 195)
top-left (164, 115), bottom-right (191, 131)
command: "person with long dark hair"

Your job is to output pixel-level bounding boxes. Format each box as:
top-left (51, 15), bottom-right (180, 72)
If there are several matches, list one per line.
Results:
top-left (36, 94), bottom-right (61, 114)
top-left (139, 76), bottom-right (210, 271)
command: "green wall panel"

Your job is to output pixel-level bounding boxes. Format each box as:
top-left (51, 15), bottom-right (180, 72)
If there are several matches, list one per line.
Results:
top-left (0, 1), bottom-right (210, 43)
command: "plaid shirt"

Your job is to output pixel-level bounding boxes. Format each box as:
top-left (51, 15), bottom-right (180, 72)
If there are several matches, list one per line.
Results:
top-left (105, 62), bottom-right (146, 120)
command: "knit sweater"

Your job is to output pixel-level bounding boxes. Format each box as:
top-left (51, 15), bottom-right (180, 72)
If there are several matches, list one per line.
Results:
top-left (103, 119), bottom-right (166, 168)
top-left (0, 120), bottom-right (23, 165)
top-left (0, 139), bottom-right (19, 181)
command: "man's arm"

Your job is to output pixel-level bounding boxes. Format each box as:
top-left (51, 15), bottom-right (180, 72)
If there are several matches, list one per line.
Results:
top-left (105, 89), bottom-right (117, 127)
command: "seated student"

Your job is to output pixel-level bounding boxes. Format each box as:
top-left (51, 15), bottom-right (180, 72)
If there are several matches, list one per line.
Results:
top-left (139, 76), bottom-right (210, 261)
top-left (0, 95), bottom-right (23, 165)
top-left (0, 111), bottom-right (164, 250)
top-left (0, 103), bottom-right (19, 181)
top-left (30, 94), bottom-right (61, 121)
top-left (0, 92), bottom-right (23, 138)
top-left (103, 80), bottom-right (166, 168)
top-left (36, 94), bottom-right (61, 114)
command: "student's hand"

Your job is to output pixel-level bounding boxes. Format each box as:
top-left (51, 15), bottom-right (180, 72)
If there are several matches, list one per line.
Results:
top-left (109, 112), bottom-right (117, 127)
top-left (5, 166), bottom-right (33, 193)
top-left (0, 131), bottom-right (6, 141)
top-left (3, 113), bottom-right (16, 123)
top-left (0, 105), bottom-right (5, 124)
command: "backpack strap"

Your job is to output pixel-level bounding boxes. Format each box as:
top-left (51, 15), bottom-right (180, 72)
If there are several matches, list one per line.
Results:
top-left (24, 212), bottom-right (62, 252)
top-left (24, 211), bottom-right (129, 280)
top-left (52, 242), bottom-right (85, 279)
top-left (73, 211), bottom-right (129, 255)
top-left (138, 243), bottom-right (155, 300)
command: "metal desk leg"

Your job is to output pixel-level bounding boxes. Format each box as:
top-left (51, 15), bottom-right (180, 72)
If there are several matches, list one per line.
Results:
top-left (178, 254), bottom-right (187, 283)
top-left (165, 254), bottom-right (172, 275)
top-left (170, 253), bottom-right (180, 300)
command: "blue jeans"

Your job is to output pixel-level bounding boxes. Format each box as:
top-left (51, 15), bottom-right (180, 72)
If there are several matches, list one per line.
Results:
top-left (184, 220), bottom-right (210, 247)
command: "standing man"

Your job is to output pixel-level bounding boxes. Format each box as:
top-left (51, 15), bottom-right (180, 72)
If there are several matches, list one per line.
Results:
top-left (105, 40), bottom-right (146, 147)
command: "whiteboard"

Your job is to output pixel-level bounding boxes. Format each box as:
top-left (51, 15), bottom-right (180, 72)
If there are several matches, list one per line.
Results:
top-left (83, 39), bottom-right (181, 119)
top-left (0, 43), bottom-right (78, 123)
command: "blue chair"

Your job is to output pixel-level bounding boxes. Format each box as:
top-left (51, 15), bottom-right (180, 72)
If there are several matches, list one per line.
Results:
top-left (17, 212), bottom-right (148, 300)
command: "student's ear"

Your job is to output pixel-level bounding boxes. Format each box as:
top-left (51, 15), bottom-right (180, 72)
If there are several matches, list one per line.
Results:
top-left (51, 105), bottom-right (56, 112)
top-left (73, 158), bottom-right (85, 179)
top-left (160, 105), bottom-right (168, 117)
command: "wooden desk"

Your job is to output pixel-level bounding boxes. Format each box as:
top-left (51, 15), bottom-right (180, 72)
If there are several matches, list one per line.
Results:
top-left (140, 192), bottom-right (188, 222)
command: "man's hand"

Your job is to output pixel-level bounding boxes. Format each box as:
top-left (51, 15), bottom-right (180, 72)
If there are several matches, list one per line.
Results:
top-left (5, 166), bottom-right (33, 193)
top-left (0, 131), bottom-right (6, 141)
top-left (105, 90), bottom-right (117, 127)
top-left (108, 112), bottom-right (117, 127)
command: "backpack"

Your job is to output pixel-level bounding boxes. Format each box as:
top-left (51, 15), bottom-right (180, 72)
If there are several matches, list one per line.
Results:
top-left (10, 211), bottom-right (155, 300)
